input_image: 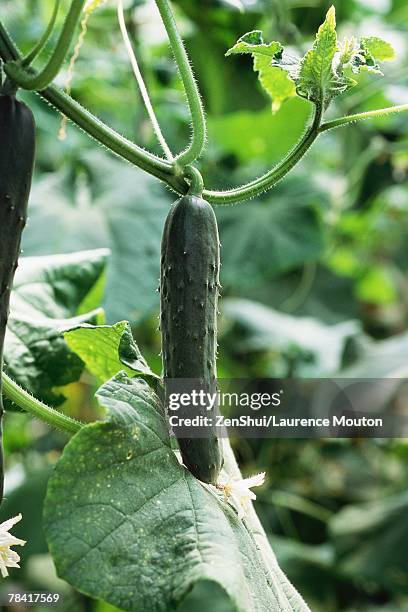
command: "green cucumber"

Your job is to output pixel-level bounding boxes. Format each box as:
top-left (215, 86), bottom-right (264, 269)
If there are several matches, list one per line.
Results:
top-left (0, 93), bottom-right (36, 503)
top-left (160, 195), bottom-right (223, 484)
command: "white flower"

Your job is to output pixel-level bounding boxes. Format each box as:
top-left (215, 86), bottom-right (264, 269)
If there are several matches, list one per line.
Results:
top-left (218, 472), bottom-right (266, 519)
top-left (0, 514), bottom-right (26, 578)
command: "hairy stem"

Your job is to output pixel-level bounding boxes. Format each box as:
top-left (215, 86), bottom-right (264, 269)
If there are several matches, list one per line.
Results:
top-left (204, 104), bottom-right (322, 205)
top-left (0, 22), bottom-right (189, 192)
top-left (319, 104), bottom-right (408, 133)
top-left (42, 84), bottom-right (185, 184)
top-left (155, 0), bottom-right (206, 166)
top-left (22, 0), bottom-right (61, 67)
top-left (117, 0), bottom-right (173, 161)
top-left (5, 0), bottom-right (86, 91)
top-left (2, 373), bottom-right (82, 435)
top-left (184, 165), bottom-right (204, 196)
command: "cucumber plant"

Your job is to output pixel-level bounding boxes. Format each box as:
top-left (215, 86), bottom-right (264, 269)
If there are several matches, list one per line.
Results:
top-left (0, 2), bottom-right (406, 610)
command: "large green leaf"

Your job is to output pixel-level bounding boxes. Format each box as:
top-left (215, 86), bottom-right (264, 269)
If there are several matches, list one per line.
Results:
top-left (5, 250), bottom-right (107, 404)
top-left (329, 491), bottom-right (408, 592)
top-left (217, 177), bottom-right (324, 288)
top-left (44, 374), bottom-right (309, 612)
top-left (222, 298), bottom-right (360, 376)
top-left (64, 320), bottom-right (159, 383)
top-left (22, 150), bottom-right (171, 324)
top-left (208, 98), bottom-right (311, 165)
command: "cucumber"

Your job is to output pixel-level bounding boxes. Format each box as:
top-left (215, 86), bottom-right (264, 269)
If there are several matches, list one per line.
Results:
top-left (160, 195), bottom-right (223, 484)
top-left (0, 93), bottom-right (36, 503)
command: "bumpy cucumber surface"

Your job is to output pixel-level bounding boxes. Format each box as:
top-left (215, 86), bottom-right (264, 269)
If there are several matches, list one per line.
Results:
top-left (0, 93), bottom-right (36, 503)
top-left (161, 195), bottom-right (223, 484)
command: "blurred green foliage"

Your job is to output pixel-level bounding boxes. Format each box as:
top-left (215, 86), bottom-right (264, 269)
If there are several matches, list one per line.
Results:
top-left (0, 0), bottom-right (407, 610)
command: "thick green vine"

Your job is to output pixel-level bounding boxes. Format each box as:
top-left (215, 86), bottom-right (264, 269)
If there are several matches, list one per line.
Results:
top-left (0, 22), bottom-right (189, 191)
top-left (203, 103), bottom-right (323, 204)
top-left (155, 0), bottom-right (206, 166)
top-left (2, 373), bottom-right (82, 435)
top-left (5, 0), bottom-right (86, 91)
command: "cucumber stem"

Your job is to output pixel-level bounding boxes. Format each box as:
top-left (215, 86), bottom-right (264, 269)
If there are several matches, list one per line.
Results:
top-left (184, 165), bottom-right (204, 197)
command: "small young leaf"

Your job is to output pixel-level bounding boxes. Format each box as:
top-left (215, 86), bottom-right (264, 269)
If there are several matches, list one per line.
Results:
top-left (64, 320), bottom-right (159, 384)
top-left (338, 37), bottom-right (357, 67)
top-left (297, 6), bottom-right (347, 106)
top-left (226, 32), bottom-right (293, 111)
top-left (255, 57), bottom-right (297, 112)
top-left (360, 36), bottom-right (396, 62)
top-left (226, 7), bottom-right (396, 112)
top-left (346, 36), bottom-right (395, 76)
top-left (226, 30), bottom-right (282, 59)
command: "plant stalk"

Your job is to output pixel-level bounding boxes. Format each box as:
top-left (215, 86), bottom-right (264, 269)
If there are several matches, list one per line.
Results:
top-left (2, 373), bottom-right (82, 435)
top-left (22, 0), bottom-right (61, 67)
top-left (117, 0), bottom-right (174, 161)
top-left (5, 0), bottom-right (86, 91)
top-left (0, 22), bottom-right (189, 192)
top-left (155, 0), bottom-right (206, 166)
top-left (184, 165), bottom-right (204, 196)
top-left (319, 104), bottom-right (408, 132)
top-left (203, 103), bottom-right (323, 205)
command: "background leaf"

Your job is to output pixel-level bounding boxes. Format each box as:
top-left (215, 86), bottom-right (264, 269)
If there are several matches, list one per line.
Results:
top-left (329, 492), bottom-right (408, 592)
top-left (208, 99), bottom-right (311, 164)
top-left (5, 250), bottom-right (107, 404)
top-left (222, 298), bottom-right (360, 376)
top-left (217, 176), bottom-right (324, 290)
top-left (23, 151), bottom-right (171, 324)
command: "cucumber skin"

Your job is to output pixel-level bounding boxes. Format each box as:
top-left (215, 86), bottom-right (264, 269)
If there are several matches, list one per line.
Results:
top-left (161, 195), bottom-right (224, 484)
top-left (0, 94), bottom-right (36, 503)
